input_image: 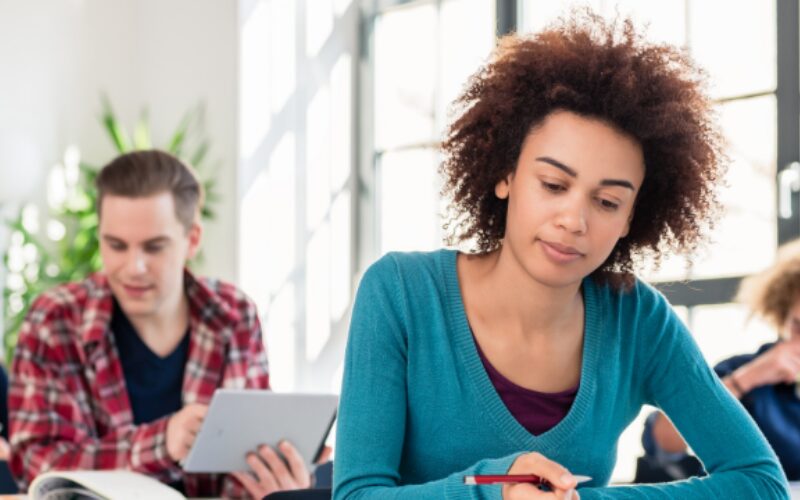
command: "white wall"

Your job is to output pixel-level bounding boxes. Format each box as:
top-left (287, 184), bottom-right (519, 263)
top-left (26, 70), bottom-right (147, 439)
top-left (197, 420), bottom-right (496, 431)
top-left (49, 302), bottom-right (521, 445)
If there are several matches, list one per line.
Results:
top-left (0, 0), bottom-right (239, 288)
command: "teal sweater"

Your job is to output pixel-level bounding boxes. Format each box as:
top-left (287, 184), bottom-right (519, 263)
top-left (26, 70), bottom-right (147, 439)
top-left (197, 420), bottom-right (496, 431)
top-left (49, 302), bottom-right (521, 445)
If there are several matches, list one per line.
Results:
top-left (333, 250), bottom-right (789, 499)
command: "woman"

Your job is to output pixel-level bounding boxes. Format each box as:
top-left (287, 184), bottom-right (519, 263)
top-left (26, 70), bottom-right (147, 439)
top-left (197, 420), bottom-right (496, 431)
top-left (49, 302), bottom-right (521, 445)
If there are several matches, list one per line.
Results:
top-left (334, 11), bottom-right (789, 500)
top-left (645, 238), bottom-right (800, 482)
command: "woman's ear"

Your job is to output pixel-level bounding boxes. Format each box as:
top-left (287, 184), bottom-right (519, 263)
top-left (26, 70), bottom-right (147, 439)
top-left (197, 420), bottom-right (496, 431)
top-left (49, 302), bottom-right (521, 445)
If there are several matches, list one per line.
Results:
top-left (495, 176), bottom-right (511, 199)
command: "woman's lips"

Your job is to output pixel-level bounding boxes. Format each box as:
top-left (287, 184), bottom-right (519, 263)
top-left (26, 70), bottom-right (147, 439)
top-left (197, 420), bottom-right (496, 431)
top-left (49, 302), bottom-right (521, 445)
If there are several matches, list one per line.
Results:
top-left (539, 240), bottom-right (585, 264)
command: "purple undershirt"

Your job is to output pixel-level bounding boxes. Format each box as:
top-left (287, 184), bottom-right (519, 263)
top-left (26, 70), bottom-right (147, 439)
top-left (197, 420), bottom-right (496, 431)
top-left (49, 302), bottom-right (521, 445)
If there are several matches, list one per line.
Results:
top-left (474, 338), bottom-right (579, 436)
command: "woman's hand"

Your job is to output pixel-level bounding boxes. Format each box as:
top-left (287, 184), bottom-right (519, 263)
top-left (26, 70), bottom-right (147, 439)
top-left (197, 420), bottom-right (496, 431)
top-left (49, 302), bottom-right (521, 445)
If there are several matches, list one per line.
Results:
top-left (231, 440), bottom-right (313, 500)
top-left (734, 339), bottom-right (800, 392)
top-left (503, 452), bottom-right (580, 500)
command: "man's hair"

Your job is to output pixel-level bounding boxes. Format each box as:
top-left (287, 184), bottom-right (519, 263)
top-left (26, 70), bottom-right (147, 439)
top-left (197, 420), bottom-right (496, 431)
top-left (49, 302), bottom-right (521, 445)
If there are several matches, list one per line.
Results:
top-left (440, 9), bottom-right (725, 289)
top-left (95, 149), bottom-right (203, 231)
top-left (737, 238), bottom-right (800, 332)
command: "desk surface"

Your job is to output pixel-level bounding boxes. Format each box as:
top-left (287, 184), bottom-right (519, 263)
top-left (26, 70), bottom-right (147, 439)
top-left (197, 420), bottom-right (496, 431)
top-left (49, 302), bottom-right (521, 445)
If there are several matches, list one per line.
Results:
top-left (2, 484), bottom-right (798, 499)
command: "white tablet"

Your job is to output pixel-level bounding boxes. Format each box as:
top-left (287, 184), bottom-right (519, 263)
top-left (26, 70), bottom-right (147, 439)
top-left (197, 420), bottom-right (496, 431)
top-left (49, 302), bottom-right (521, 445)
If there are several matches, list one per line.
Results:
top-left (182, 389), bottom-right (338, 473)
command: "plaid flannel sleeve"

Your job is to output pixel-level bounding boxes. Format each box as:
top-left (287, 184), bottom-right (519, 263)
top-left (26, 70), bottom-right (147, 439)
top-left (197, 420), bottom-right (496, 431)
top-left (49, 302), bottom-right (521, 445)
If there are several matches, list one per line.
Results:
top-left (220, 300), bottom-right (271, 499)
top-left (9, 312), bottom-right (181, 489)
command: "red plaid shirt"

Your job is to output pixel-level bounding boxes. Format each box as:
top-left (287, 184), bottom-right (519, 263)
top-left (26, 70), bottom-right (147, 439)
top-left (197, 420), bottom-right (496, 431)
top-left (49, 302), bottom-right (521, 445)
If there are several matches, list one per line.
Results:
top-left (9, 270), bottom-right (269, 498)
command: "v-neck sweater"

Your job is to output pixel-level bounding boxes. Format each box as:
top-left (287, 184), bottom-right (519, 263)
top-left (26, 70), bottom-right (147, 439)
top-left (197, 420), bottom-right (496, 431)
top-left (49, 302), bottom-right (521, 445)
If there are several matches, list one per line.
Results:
top-left (473, 332), bottom-right (579, 436)
top-left (333, 250), bottom-right (788, 499)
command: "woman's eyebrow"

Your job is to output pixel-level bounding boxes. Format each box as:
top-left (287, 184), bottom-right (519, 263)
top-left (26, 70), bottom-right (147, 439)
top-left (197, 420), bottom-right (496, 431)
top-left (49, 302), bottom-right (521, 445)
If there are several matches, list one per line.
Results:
top-left (536, 156), bottom-right (576, 176)
top-left (536, 156), bottom-right (635, 190)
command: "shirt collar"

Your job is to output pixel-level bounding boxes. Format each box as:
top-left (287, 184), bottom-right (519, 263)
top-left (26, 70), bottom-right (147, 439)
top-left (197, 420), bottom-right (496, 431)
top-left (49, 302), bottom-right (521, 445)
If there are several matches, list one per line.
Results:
top-left (80, 269), bottom-right (239, 346)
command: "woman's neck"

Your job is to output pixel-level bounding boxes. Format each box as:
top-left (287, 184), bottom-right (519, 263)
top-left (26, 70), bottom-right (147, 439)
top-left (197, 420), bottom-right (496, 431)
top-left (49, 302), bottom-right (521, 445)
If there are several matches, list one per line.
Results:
top-left (459, 248), bottom-right (583, 341)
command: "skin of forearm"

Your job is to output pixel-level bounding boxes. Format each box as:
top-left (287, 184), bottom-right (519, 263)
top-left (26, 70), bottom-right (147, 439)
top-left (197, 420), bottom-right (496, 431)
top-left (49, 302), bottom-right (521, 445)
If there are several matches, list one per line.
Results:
top-left (652, 413), bottom-right (689, 453)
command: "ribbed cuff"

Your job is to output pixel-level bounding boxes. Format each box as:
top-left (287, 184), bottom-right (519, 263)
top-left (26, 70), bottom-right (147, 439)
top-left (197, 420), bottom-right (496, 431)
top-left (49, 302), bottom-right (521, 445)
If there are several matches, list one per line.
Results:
top-left (444, 454), bottom-right (521, 500)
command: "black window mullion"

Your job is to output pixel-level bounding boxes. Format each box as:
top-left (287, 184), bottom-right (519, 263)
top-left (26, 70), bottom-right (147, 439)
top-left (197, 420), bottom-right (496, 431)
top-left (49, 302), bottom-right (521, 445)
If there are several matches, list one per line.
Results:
top-left (496, 0), bottom-right (517, 36)
top-left (777, 0), bottom-right (800, 245)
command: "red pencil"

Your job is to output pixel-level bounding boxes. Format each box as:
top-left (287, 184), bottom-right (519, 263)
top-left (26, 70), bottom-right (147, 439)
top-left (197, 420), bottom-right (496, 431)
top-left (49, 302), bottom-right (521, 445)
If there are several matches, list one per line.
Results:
top-left (463, 474), bottom-right (592, 487)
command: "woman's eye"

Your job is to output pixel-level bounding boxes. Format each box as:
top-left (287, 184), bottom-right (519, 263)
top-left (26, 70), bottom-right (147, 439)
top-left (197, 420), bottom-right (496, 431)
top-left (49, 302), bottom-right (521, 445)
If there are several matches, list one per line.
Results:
top-left (598, 199), bottom-right (619, 210)
top-left (541, 181), bottom-right (565, 193)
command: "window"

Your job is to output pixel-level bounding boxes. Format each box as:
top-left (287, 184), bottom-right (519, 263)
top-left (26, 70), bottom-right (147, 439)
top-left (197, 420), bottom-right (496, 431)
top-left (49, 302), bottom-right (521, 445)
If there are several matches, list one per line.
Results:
top-left (238, 0), bottom-right (357, 392)
top-left (367, 0), bottom-right (495, 258)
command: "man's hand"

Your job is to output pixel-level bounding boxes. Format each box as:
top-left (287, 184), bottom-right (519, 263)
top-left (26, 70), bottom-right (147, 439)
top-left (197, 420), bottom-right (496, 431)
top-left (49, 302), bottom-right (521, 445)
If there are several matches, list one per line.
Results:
top-left (232, 440), bottom-right (314, 499)
top-left (735, 339), bottom-right (800, 391)
top-left (166, 403), bottom-right (208, 462)
top-left (0, 436), bottom-right (9, 462)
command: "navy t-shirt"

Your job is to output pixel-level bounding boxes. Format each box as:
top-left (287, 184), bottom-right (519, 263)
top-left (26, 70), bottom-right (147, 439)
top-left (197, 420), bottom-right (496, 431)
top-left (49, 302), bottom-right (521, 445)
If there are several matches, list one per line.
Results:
top-left (714, 342), bottom-right (800, 480)
top-left (643, 341), bottom-right (800, 480)
top-left (111, 299), bottom-right (190, 425)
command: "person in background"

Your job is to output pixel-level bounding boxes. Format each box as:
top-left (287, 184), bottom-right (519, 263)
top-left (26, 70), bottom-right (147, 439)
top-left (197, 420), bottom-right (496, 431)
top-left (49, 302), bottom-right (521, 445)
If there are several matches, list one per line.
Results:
top-left (333, 9), bottom-right (789, 500)
top-left (8, 150), bottom-right (316, 499)
top-left (643, 238), bottom-right (800, 482)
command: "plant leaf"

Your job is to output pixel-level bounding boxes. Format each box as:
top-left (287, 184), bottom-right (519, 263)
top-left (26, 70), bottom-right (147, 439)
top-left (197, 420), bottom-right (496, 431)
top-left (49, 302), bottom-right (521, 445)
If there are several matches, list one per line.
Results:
top-left (167, 110), bottom-right (194, 156)
top-left (191, 140), bottom-right (210, 167)
top-left (133, 108), bottom-right (152, 150)
top-left (100, 94), bottom-right (131, 153)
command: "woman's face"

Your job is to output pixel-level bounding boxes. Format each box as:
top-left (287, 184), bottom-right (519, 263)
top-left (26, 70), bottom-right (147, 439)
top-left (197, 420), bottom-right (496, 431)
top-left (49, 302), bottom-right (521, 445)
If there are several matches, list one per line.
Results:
top-left (781, 298), bottom-right (800, 341)
top-left (495, 110), bottom-right (645, 289)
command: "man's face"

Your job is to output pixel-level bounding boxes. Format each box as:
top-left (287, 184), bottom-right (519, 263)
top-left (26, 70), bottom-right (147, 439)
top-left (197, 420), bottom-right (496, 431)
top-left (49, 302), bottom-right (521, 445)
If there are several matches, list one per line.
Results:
top-left (98, 192), bottom-right (201, 320)
top-left (782, 298), bottom-right (800, 342)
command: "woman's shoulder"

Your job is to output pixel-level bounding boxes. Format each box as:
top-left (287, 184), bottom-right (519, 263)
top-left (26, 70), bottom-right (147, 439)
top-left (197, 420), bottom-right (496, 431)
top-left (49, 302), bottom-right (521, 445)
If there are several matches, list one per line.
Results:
top-left (364, 248), bottom-right (455, 283)
top-left (588, 274), bottom-right (669, 312)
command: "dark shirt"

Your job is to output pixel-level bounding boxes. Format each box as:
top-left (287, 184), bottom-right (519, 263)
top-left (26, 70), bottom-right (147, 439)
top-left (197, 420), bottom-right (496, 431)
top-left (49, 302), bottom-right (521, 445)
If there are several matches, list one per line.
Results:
top-left (0, 365), bottom-right (7, 441)
top-left (475, 338), bottom-right (578, 436)
top-left (714, 342), bottom-right (800, 480)
top-left (643, 342), bottom-right (800, 481)
top-left (111, 299), bottom-right (190, 426)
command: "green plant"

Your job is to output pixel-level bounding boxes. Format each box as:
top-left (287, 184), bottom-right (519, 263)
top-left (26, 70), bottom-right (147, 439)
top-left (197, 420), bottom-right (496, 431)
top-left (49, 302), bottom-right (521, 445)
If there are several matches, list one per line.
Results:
top-left (2, 96), bottom-right (220, 364)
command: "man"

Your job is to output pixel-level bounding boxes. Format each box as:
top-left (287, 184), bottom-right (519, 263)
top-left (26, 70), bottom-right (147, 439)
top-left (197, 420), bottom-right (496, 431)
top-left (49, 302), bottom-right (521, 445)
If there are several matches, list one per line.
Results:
top-left (9, 150), bottom-right (313, 498)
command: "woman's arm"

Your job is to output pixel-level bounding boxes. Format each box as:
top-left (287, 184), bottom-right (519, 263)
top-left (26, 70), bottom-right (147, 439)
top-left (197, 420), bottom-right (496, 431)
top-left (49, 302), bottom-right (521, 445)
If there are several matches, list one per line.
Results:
top-left (650, 373), bottom-right (746, 454)
top-left (580, 285), bottom-right (789, 499)
top-left (333, 257), bottom-right (522, 500)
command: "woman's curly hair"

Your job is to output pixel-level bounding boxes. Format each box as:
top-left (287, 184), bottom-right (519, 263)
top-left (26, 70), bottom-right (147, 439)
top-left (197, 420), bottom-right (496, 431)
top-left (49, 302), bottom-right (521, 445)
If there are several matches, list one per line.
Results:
top-left (440, 10), bottom-right (725, 288)
top-left (737, 238), bottom-right (800, 333)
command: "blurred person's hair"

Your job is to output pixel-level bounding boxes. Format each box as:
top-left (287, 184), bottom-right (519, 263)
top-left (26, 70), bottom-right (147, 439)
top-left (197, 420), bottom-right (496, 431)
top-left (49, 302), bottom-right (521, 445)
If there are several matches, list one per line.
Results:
top-left (737, 238), bottom-right (800, 332)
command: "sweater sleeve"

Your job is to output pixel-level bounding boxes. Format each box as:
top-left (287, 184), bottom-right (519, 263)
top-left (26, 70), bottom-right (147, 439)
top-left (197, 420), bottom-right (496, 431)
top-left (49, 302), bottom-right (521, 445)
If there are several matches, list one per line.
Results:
top-left (580, 283), bottom-right (789, 500)
top-left (333, 256), bottom-right (520, 500)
